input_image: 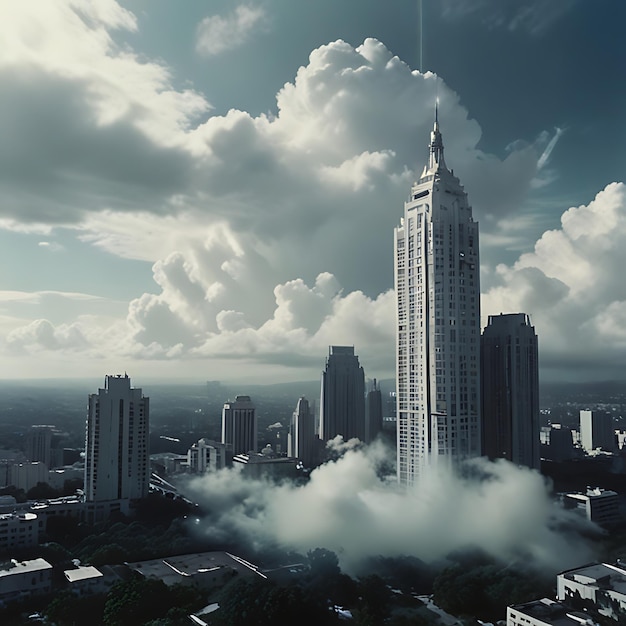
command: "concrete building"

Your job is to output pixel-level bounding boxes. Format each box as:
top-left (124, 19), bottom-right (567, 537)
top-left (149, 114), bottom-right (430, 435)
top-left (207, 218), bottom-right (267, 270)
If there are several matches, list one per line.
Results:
top-left (9, 461), bottom-right (48, 492)
top-left (233, 445), bottom-right (300, 480)
top-left (0, 512), bottom-right (39, 550)
top-left (64, 565), bottom-right (105, 596)
top-left (222, 395), bottom-right (257, 456)
top-left (580, 410), bottom-right (615, 453)
top-left (127, 551), bottom-right (265, 590)
top-left (557, 562), bottom-right (626, 620)
top-left (84, 375), bottom-right (150, 503)
top-left (482, 313), bottom-right (540, 469)
top-left (288, 396), bottom-right (315, 468)
top-left (541, 425), bottom-right (576, 462)
top-left (507, 598), bottom-right (596, 626)
top-left (187, 439), bottom-right (229, 473)
top-left (394, 110), bottom-right (481, 484)
top-left (0, 558), bottom-right (53, 606)
top-left (365, 379), bottom-right (383, 444)
top-left (24, 425), bottom-right (54, 468)
top-left (562, 488), bottom-right (620, 528)
top-left (319, 346), bottom-right (365, 443)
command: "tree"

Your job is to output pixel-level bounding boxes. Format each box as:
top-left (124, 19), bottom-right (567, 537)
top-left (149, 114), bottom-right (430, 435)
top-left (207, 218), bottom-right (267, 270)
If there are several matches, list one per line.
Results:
top-left (103, 577), bottom-right (173, 626)
top-left (216, 576), bottom-right (338, 626)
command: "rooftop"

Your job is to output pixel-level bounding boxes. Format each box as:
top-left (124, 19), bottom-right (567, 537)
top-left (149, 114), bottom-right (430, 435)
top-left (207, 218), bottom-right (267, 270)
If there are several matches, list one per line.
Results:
top-left (0, 558), bottom-right (52, 577)
top-left (64, 565), bottom-right (104, 583)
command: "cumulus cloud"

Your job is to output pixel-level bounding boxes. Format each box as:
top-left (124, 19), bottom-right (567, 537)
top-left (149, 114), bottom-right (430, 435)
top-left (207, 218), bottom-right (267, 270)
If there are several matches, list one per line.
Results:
top-left (185, 443), bottom-right (594, 574)
top-left (482, 182), bottom-right (626, 379)
top-left (6, 318), bottom-right (89, 352)
top-left (0, 1), bottom-right (595, 380)
top-left (196, 5), bottom-right (268, 56)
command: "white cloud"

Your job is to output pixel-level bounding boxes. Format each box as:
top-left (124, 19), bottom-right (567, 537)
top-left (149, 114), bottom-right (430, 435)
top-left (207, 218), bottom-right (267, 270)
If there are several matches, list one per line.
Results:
top-left (482, 182), bottom-right (626, 378)
top-left (185, 443), bottom-right (595, 574)
top-left (0, 3), bottom-right (603, 380)
top-left (196, 5), bottom-right (267, 57)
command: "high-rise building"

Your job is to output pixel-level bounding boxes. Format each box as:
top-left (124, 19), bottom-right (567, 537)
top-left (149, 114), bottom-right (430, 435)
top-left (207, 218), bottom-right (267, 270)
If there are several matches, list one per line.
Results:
top-left (394, 111), bottom-right (481, 484)
top-left (221, 395), bottom-right (257, 456)
top-left (481, 313), bottom-right (540, 469)
top-left (84, 375), bottom-right (150, 502)
top-left (580, 410), bottom-right (615, 453)
top-left (25, 425), bottom-right (54, 468)
top-left (319, 346), bottom-right (365, 442)
top-left (288, 396), bottom-right (315, 467)
top-left (365, 379), bottom-right (383, 444)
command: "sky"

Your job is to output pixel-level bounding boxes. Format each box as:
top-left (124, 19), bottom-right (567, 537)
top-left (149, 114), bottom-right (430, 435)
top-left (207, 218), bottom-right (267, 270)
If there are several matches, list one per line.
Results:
top-left (1, 0), bottom-right (625, 384)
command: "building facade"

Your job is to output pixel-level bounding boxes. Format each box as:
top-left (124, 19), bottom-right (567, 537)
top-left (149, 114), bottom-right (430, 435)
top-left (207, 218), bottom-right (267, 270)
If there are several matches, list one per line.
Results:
top-left (481, 313), bottom-right (540, 469)
top-left (319, 346), bottom-right (366, 443)
top-left (580, 410), bottom-right (615, 453)
top-left (221, 395), bottom-right (257, 456)
top-left (84, 375), bottom-right (150, 502)
top-left (288, 396), bottom-right (315, 468)
top-left (365, 379), bottom-right (383, 444)
top-left (394, 113), bottom-right (481, 484)
top-left (187, 438), bottom-right (229, 473)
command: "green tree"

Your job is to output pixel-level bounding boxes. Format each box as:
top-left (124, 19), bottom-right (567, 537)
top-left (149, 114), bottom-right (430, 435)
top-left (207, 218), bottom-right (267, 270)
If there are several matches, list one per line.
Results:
top-left (103, 577), bottom-right (173, 626)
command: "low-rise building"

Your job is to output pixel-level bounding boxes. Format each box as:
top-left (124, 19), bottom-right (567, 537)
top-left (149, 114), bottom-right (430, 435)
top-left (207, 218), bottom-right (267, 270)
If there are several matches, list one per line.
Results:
top-left (562, 488), bottom-right (620, 527)
top-left (0, 513), bottom-right (39, 551)
top-left (557, 562), bottom-right (626, 620)
top-left (233, 445), bottom-right (300, 480)
top-left (508, 598), bottom-right (597, 626)
top-left (127, 551), bottom-right (265, 591)
top-left (187, 439), bottom-right (230, 473)
top-left (64, 565), bottom-right (105, 596)
top-left (0, 558), bottom-right (52, 606)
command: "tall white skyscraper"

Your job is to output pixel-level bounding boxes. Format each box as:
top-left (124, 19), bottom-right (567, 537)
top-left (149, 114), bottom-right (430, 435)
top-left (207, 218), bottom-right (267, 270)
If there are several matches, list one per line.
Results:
top-left (580, 410), bottom-right (615, 453)
top-left (481, 313), bottom-right (540, 469)
top-left (319, 346), bottom-right (365, 443)
top-left (222, 395), bottom-right (257, 456)
top-left (395, 112), bottom-right (481, 484)
top-left (288, 396), bottom-right (315, 467)
top-left (84, 375), bottom-right (150, 502)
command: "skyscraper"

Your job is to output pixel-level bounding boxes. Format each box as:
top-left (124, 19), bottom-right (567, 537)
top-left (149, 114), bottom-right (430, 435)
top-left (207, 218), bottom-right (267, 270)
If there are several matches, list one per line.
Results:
top-left (288, 396), bottom-right (315, 467)
top-left (84, 374), bottom-right (150, 502)
top-left (394, 112), bottom-right (481, 484)
top-left (365, 379), bottom-right (383, 444)
top-left (25, 425), bottom-right (54, 468)
top-left (319, 346), bottom-right (365, 442)
top-left (221, 395), bottom-right (257, 456)
top-left (481, 313), bottom-right (540, 469)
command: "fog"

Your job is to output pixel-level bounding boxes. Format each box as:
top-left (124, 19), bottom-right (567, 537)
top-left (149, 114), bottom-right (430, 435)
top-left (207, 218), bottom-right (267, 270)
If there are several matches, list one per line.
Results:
top-left (184, 441), bottom-right (596, 574)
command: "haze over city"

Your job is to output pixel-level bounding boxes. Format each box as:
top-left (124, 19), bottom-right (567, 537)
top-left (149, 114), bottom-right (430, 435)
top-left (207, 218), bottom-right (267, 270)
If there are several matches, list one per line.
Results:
top-left (1, 0), bottom-right (624, 384)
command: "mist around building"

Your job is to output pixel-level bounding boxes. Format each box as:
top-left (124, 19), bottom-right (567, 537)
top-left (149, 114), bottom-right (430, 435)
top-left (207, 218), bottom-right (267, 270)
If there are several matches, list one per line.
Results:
top-left (3, 126), bottom-right (626, 626)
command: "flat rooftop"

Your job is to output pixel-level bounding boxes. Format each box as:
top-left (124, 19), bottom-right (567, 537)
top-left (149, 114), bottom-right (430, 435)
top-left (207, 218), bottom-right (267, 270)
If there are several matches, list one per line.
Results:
top-left (0, 558), bottom-right (52, 577)
top-left (126, 551), bottom-right (265, 586)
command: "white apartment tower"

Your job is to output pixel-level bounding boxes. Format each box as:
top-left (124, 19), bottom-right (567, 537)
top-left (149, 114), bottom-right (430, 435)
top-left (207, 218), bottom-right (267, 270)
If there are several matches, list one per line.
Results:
top-left (394, 111), bottom-right (481, 484)
top-left (84, 375), bottom-right (150, 502)
top-left (288, 396), bottom-right (315, 468)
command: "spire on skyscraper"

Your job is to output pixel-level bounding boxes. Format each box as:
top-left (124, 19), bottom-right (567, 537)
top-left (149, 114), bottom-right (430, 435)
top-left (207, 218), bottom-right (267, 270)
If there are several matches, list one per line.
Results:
top-left (426, 99), bottom-right (447, 173)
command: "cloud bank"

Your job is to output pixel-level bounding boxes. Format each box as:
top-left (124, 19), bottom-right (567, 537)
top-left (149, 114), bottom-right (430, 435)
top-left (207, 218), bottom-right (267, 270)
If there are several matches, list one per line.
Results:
top-left (0, 0), bottom-right (623, 383)
top-left (185, 443), bottom-right (594, 574)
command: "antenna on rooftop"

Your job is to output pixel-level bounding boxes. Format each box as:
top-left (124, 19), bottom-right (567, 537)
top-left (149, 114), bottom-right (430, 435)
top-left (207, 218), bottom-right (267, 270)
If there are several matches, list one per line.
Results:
top-left (417, 0), bottom-right (423, 73)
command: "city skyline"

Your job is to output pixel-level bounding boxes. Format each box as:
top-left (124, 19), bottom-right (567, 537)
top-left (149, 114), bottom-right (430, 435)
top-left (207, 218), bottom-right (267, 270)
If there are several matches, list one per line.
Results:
top-left (0, 1), bottom-right (625, 384)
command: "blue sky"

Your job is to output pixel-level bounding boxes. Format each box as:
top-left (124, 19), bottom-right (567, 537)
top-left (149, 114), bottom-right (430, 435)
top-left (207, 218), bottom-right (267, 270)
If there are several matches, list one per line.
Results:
top-left (0, 0), bottom-right (624, 383)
